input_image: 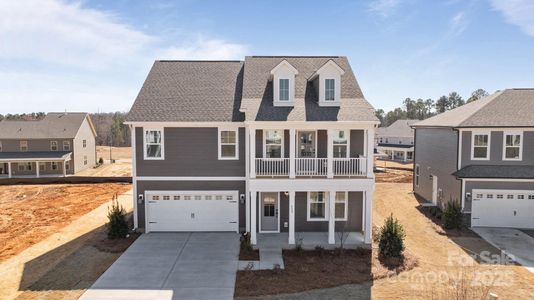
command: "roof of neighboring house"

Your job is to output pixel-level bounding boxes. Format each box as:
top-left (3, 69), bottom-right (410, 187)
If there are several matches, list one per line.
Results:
top-left (0, 151), bottom-right (71, 161)
top-left (453, 165), bottom-right (534, 179)
top-left (412, 89), bottom-right (534, 128)
top-left (126, 60), bottom-right (245, 122)
top-left (0, 113), bottom-right (95, 139)
top-left (240, 56), bottom-right (377, 122)
top-left (376, 119), bottom-right (418, 137)
top-left (377, 143), bottom-right (414, 149)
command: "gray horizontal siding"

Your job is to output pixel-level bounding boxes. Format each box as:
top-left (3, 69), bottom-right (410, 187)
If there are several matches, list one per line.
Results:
top-left (0, 138), bottom-right (73, 152)
top-left (135, 127), bottom-right (245, 177)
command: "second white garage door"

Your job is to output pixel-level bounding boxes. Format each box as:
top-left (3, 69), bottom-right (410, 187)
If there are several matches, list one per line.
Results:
top-left (146, 190), bottom-right (239, 232)
top-left (471, 189), bottom-right (534, 229)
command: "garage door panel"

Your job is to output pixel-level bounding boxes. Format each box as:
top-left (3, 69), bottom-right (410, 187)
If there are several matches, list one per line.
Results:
top-left (472, 189), bottom-right (534, 229)
top-left (146, 191), bottom-right (238, 232)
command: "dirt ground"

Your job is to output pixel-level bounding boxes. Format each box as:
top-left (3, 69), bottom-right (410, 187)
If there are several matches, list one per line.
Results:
top-left (371, 183), bottom-right (534, 299)
top-left (0, 183), bottom-right (131, 262)
top-left (375, 168), bottom-right (413, 183)
top-left (375, 160), bottom-right (414, 170)
top-left (96, 146), bottom-right (131, 161)
top-left (76, 162), bottom-right (132, 177)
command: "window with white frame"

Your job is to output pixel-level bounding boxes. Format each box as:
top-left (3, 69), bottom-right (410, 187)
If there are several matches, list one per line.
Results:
top-left (472, 133), bottom-right (489, 159)
top-left (83, 140), bottom-right (87, 148)
top-left (20, 141), bottom-right (28, 152)
top-left (308, 192), bottom-right (328, 221)
top-left (325, 79), bottom-right (335, 101)
top-left (279, 79), bottom-right (289, 101)
top-left (18, 162), bottom-right (32, 171)
top-left (65, 161), bottom-right (70, 170)
top-left (51, 162), bottom-right (58, 170)
top-left (415, 164), bottom-right (420, 187)
top-left (264, 130), bottom-right (283, 158)
top-left (84, 155), bottom-right (88, 165)
top-left (332, 130), bottom-right (348, 158)
top-left (50, 141), bottom-right (58, 151)
top-left (335, 192), bottom-right (348, 221)
top-left (144, 129), bottom-right (164, 159)
top-left (63, 141), bottom-right (71, 151)
top-left (503, 132), bottom-right (522, 160)
top-left (218, 129), bottom-right (238, 160)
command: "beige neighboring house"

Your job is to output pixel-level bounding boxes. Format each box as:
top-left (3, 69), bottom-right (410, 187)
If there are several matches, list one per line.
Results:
top-left (375, 119), bottom-right (417, 162)
top-left (0, 112), bottom-right (97, 178)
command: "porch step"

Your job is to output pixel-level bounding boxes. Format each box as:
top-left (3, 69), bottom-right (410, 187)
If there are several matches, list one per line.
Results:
top-left (259, 247), bottom-right (285, 269)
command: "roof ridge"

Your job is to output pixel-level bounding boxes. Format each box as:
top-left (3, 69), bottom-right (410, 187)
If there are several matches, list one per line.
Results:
top-left (157, 60), bottom-right (243, 63)
top-left (247, 55), bottom-right (342, 58)
top-left (457, 90), bottom-right (505, 127)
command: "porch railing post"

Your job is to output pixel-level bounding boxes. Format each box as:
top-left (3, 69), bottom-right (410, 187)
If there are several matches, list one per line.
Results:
top-left (250, 129), bottom-right (256, 178)
top-left (328, 191), bottom-right (335, 244)
top-left (288, 191), bottom-right (295, 244)
top-left (289, 129), bottom-right (296, 178)
top-left (36, 161), bottom-right (40, 178)
top-left (250, 190), bottom-right (257, 245)
top-left (364, 190), bottom-right (372, 244)
top-left (327, 130), bottom-right (334, 178)
top-left (366, 128), bottom-right (375, 178)
top-left (7, 162), bottom-right (12, 178)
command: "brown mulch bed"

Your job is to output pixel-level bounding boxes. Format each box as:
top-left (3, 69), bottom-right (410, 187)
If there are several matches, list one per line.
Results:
top-left (239, 248), bottom-right (259, 261)
top-left (235, 248), bottom-right (417, 297)
top-left (92, 231), bottom-right (141, 253)
top-left (418, 206), bottom-right (477, 238)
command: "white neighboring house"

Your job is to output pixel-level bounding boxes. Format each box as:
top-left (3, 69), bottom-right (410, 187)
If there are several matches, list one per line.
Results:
top-left (375, 119), bottom-right (417, 162)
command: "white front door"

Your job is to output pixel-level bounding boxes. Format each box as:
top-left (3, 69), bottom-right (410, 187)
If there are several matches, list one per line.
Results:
top-left (471, 189), bottom-right (534, 229)
top-left (432, 175), bottom-right (438, 205)
top-left (146, 191), bottom-right (239, 232)
top-left (260, 192), bottom-right (279, 232)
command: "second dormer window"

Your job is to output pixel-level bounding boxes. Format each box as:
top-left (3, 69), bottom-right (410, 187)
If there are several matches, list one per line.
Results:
top-left (325, 79), bottom-right (335, 101)
top-left (279, 79), bottom-right (289, 101)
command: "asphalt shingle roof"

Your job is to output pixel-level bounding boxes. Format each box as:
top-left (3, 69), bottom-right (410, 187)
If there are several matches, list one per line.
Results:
top-left (412, 89), bottom-right (534, 128)
top-left (0, 113), bottom-right (91, 139)
top-left (376, 119), bottom-right (417, 137)
top-left (126, 61), bottom-right (245, 122)
top-left (453, 165), bottom-right (534, 179)
top-left (0, 151), bottom-right (71, 160)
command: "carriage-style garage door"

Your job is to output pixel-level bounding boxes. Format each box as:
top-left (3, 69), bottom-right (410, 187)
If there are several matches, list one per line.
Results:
top-left (471, 189), bottom-right (534, 229)
top-left (145, 190), bottom-right (239, 232)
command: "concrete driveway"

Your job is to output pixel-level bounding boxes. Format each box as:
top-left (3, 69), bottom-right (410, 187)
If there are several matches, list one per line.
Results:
top-left (81, 232), bottom-right (240, 300)
top-left (473, 227), bottom-right (534, 274)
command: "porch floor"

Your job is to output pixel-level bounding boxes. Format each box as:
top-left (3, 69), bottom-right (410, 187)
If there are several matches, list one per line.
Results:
top-left (255, 232), bottom-right (368, 250)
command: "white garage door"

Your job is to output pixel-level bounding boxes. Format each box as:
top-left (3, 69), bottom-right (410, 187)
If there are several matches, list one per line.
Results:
top-left (472, 189), bottom-right (534, 229)
top-left (146, 190), bottom-right (239, 232)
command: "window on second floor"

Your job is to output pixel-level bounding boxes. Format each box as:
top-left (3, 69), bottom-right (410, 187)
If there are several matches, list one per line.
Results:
top-left (471, 133), bottom-right (489, 160)
top-left (20, 141), bottom-right (28, 152)
top-left (325, 79), bottom-right (335, 101)
top-left (279, 79), bottom-right (289, 101)
top-left (264, 130), bottom-right (283, 158)
top-left (144, 128), bottom-right (164, 160)
top-left (503, 132), bottom-right (522, 160)
top-left (50, 141), bottom-right (58, 151)
top-left (218, 128), bottom-right (238, 160)
top-left (63, 141), bottom-right (71, 151)
top-left (332, 130), bottom-right (348, 158)
top-left (83, 140), bottom-right (87, 148)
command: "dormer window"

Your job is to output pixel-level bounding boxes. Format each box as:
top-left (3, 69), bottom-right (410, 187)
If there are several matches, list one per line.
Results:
top-left (271, 60), bottom-right (298, 107)
top-left (311, 60), bottom-right (345, 107)
top-left (325, 79), bottom-right (335, 101)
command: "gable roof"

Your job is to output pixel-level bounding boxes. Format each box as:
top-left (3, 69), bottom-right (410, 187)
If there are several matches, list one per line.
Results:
top-left (240, 56), bottom-right (377, 122)
top-left (376, 119), bottom-right (418, 137)
top-left (0, 113), bottom-right (95, 139)
top-left (126, 60), bottom-right (245, 122)
top-left (412, 89), bottom-right (534, 128)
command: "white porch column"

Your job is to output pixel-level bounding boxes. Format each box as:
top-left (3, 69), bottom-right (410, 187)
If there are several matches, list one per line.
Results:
top-left (7, 162), bottom-right (12, 178)
top-left (63, 161), bottom-right (67, 176)
top-left (288, 191), bottom-right (295, 244)
top-left (328, 191), bottom-right (336, 244)
top-left (250, 129), bottom-right (256, 178)
top-left (327, 130), bottom-right (334, 178)
top-left (366, 128), bottom-right (375, 178)
top-left (245, 126), bottom-right (250, 232)
top-left (35, 162), bottom-right (40, 178)
top-left (250, 190), bottom-right (257, 245)
top-left (289, 128), bottom-right (296, 178)
top-left (364, 190), bottom-right (373, 244)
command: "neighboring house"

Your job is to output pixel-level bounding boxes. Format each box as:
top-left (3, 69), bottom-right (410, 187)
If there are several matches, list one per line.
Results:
top-left (412, 89), bottom-right (534, 229)
top-left (125, 56), bottom-right (378, 246)
top-left (375, 119), bottom-right (417, 162)
top-left (0, 113), bottom-right (97, 178)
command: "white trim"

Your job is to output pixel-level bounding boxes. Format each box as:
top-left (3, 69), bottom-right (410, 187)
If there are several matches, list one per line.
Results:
top-left (125, 121), bottom-right (245, 127)
top-left (218, 127), bottom-right (239, 160)
top-left (502, 130), bottom-right (523, 161)
top-left (307, 191), bottom-right (329, 222)
top-left (245, 126), bottom-right (250, 232)
top-left (461, 179), bottom-right (466, 210)
top-left (296, 130), bottom-right (318, 158)
top-left (143, 127), bottom-right (165, 160)
top-left (259, 192), bottom-right (280, 233)
top-left (263, 129), bottom-right (285, 158)
top-left (463, 178), bottom-right (534, 182)
top-left (458, 127), bottom-right (534, 131)
top-left (63, 140), bottom-right (71, 151)
top-left (249, 178), bottom-right (374, 192)
top-left (457, 129), bottom-right (463, 170)
top-left (136, 176), bottom-right (246, 181)
top-left (470, 131), bottom-right (491, 160)
top-left (270, 60), bottom-right (299, 75)
top-left (334, 191), bottom-right (348, 221)
top-left (50, 140), bottom-right (58, 151)
top-left (125, 120), bottom-right (380, 128)
top-left (131, 126), bottom-right (138, 229)
top-left (331, 129), bottom-right (350, 158)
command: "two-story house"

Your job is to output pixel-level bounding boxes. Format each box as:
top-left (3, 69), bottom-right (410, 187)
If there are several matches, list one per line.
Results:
top-left (0, 112), bottom-right (97, 177)
top-left (125, 56), bottom-right (378, 246)
top-left (412, 89), bottom-right (534, 229)
top-left (375, 119), bottom-right (417, 162)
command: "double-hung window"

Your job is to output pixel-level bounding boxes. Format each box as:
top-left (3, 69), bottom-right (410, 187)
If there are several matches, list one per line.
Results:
top-left (332, 130), bottom-right (348, 158)
top-left (503, 132), bottom-right (522, 160)
top-left (218, 128), bottom-right (238, 160)
top-left (325, 79), bottom-right (335, 101)
top-left (472, 133), bottom-right (489, 160)
top-left (308, 192), bottom-right (328, 221)
top-left (63, 141), bottom-right (71, 151)
top-left (50, 141), bottom-right (58, 151)
top-left (279, 79), bottom-right (289, 101)
top-left (20, 141), bottom-right (28, 152)
top-left (264, 130), bottom-right (283, 158)
top-left (144, 128), bottom-right (164, 160)
top-left (335, 192), bottom-right (348, 221)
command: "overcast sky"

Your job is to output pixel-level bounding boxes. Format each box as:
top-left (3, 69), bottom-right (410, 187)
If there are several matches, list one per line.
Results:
top-left (1, 0), bottom-right (533, 114)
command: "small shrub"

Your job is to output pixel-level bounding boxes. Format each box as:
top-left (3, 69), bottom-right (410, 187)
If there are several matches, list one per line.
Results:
top-left (106, 194), bottom-right (128, 239)
top-left (443, 199), bottom-right (463, 230)
top-left (295, 238), bottom-right (303, 252)
top-left (315, 245), bottom-right (325, 256)
top-left (98, 157), bottom-right (104, 165)
top-left (240, 232), bottom-right (253, 252)
top-left (378, 214), bottom-right (406, 258)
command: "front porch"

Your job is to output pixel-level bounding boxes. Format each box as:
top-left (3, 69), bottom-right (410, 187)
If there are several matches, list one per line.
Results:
top-left (0, 152), bottom-right (72, 178)
top-left (256, 232), bottom-right (367, 250)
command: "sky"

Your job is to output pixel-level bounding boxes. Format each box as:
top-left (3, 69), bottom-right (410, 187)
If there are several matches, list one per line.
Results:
top-left (0, 0), bottom-right (533, 114)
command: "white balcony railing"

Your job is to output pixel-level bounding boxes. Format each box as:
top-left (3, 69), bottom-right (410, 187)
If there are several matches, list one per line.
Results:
top-left (295, 158), bottom-right (328, 176)
top-left (255, 158), bottom-right (289, 176)
top-left (333, 157), bottom-right (367, 177)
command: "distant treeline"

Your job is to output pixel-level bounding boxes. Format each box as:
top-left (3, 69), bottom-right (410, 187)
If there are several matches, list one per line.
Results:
top-left (376, 88), bottom-right (489, 127)
top-left (0, 112), bottom-right (131, 147)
